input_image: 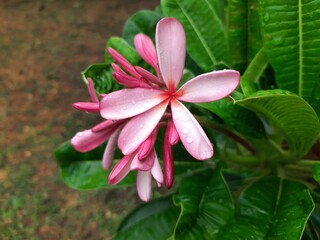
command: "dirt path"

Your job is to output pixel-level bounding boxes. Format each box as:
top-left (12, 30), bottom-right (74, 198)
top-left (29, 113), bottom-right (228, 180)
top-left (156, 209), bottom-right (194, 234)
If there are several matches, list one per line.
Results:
top-left (0, 1), bottom-right (159, 239)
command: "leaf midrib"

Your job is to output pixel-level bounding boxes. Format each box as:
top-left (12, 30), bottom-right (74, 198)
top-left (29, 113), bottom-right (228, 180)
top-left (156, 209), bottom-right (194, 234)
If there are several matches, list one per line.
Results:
top-left (175, 0), bottom-right (217, 65)
top-left (298, 0), bottom-right (303, 96)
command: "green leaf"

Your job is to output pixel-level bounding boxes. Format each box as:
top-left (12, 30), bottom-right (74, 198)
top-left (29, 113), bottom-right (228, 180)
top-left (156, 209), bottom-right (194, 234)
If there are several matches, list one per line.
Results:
top-left (219, 178), bottom-right (314, 240)
top-left (105, 37), bottom-right (141, 65)
top-left (198, 99), bottom-right (266, 139)
top-left (312, 164), bottom-right (320, 184)
top-left (114, 196), bottom-right (180, 240)
top-left (240, 48), bottom-right (269, 96)
top-left (247, 0), bottom-right (263, 61)
top-left (236, 90), bottom-right (320, 158)
top-left (259, 0), bottom-right (320, 114)
top-left (122, 10), bottom-right (162, 46)
top-left (81, 63), bottom-right (121, 94)
top-left (227, 0), bottom-right (248, 71)
top-left (161, 0), bottom-right (229, 71)
top-left (172, 168), bottom-right (234, 239)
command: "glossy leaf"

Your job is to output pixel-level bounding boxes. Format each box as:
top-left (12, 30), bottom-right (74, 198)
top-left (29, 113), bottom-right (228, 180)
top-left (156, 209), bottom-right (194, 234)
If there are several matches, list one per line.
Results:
top-left (219, 178), bottom-right (314, 239)
top-left (198, 99), bottom-right (266, 139)
top-left (247, 0), bottom-right (263, 61)
top-left (161, 0), bottom-right (229, 71)
top-left (114, 196), bottom-right (180, 240)
top-left (172, 168), bottom-right (234, 239)
top-left (81, 63), bottom-right (121, 94)
top-left (312, 164), bottom-right (320, 184)
top-left (259, 0), bottom-right (320, 115)
top-left (227, 0), bottom-right (247, 71)
top-left (236, 90), bottom-right (320, 158)
top-left (123, 10), bottom-right (162, 46)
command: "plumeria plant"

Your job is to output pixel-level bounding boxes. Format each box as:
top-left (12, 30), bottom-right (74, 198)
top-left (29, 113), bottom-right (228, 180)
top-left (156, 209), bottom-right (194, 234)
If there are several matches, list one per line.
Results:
top-left (55, 0), bottom-right (320, 239)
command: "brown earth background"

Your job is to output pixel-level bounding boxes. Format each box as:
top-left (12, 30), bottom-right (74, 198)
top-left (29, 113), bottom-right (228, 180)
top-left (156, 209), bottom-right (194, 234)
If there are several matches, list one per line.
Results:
top-left (0, 0), bottom-right (159, 239)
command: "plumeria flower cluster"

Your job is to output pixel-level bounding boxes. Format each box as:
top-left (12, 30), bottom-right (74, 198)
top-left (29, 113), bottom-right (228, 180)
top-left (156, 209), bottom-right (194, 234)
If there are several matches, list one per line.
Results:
top-left (71, 18), bottom-right (239, 202)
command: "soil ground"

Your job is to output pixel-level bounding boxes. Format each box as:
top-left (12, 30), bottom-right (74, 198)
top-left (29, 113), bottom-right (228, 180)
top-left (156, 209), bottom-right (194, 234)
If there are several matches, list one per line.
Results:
top-left (0, 0), bottom-right (159, 239)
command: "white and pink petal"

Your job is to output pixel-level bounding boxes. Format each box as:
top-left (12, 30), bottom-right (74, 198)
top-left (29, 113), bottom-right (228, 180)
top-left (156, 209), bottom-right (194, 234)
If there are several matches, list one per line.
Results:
top-left (136, 170), bottom-right (152, 202)
top-left (100, 88), bottom-right (167, 120)
top-left (156, 18), bottom-right (186, 92)
top-left (118, 99), bottom-right (170, 155)
top-left (176, 70), bottom-right (240, 103)
top-left (170, 99), bottom-right (213, 160)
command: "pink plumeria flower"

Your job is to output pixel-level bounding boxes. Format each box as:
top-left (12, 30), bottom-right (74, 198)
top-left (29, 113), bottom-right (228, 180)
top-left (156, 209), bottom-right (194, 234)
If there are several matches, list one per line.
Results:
top-left (101, 18), bottom-right (240, 187)
top-left (71, 78), bottom-right (125, 169)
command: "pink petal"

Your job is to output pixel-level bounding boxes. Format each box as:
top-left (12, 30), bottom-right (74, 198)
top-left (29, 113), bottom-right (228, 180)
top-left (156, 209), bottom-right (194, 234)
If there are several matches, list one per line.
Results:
top-left (72, 102), bottom-right (99, 112)
top-left (87, 78), bottom-right (99, 103)
top-left (166, 121), bottom-right (180, 145)
top-left (108, 154), bottom-right (133, 185)
top-left (136, 170), bottom-right (152, 202)
top-left (102, 128), bottom-right (120, 170)
top-left (137, 128), bottom-right (158, 160)
top-left (71, 129), bottom-right (111, 152)
top-left (170, 99), bottom-right (213, 160)
top-left (134, 33), bottom-right (158, 69)
top-left (156, 18), bottom-right (186, 92)
top-left (100, 88), bottom-right (168, 120)
top-left (118, 99), bottom-right (170, 155)
top-left (135, 66), bottom-right (164, 86)
top-left (92, 120), bottom-right (114, 132)
top-left (176, 70), bottom-right (240, 103)
top-left (108, 48), bottom-right (140, 78)
top-left (131, 150), bottom-right (155, 171)
top-left (151, 153), bottom-right (163, 186)
top-left (113, 72), bottom-right (151, 89)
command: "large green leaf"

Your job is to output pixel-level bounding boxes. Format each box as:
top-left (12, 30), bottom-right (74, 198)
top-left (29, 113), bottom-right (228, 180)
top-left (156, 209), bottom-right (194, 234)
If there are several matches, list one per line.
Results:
top-left (122, 10), bottom-right (162, 46)
top-left (114, 196), bottom-right (180, 240)
top-left (236, 90), bottom-right (320, 159)
top-left (161, 0), bottom-right (229, 71)
top-left (248, 0), bottom-right (263, 61)
top-left (259, 0), bottom-right (320, 114)
top-left (198, 99), bottom-right (266, 139)
top-left (227, 0), bottom-right (248, 71)
top-left (219, 178), bottom-right (314, 240)
top-left (172, 168), bottom-right (234, 239)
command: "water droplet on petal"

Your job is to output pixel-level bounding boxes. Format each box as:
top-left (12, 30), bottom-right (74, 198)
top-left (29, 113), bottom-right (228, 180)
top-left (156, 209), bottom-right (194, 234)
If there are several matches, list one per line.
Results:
top-left (122, 105), bottom-right (127, 110)
top-left (139, 124), bottom-right (144, 128)
top-left (182, 128), bottom-right (189, 134)
top-left (186, 137), bottom-right (193, 144)
top-left (131, 100), bottom-right (136, 104)
top-left (77, 132), bottom-right (84, 137)
top-left (182, 115), bottom-right (190, 122)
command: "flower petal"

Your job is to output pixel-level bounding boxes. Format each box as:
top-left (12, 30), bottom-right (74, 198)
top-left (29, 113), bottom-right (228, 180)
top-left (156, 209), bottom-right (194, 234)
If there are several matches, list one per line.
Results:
top-left (102, 128), bottom-right (120, 170)
top-left (134, 33), bottom-right (158, 69)
top-left (118, 100), bottom-right (170, 155)
top-left (100, 88), bottom-right (167, 120)
top-left (136, 170), bottom-right (152, 202)
top-left (131, 150), bottom-right (155, 171)
top-left (156, 18), bottom-right (186, 92)
top-left (151, 154), bottom-right (164, 186)
top-left (171, 99), bottom-right (213, 160)
top-left (176, 70), bottom-right (240, 103)
top-left (108, 154), bottom-right (133, 185)
top-left (87, 78), bottom-right (99, 103)
top-left (72, 102), bottom-right (99, 112)
top-left (71, 129), bottom-right (112, 152)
